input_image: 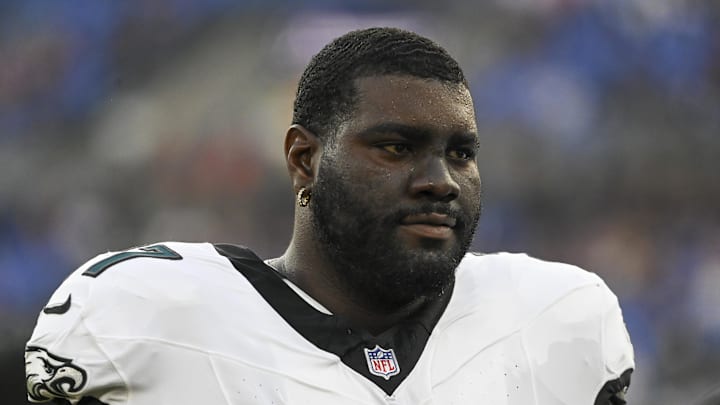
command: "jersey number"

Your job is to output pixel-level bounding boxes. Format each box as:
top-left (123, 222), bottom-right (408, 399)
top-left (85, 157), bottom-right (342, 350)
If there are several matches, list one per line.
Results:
top-left (82, 244), bottom-right (182, 278)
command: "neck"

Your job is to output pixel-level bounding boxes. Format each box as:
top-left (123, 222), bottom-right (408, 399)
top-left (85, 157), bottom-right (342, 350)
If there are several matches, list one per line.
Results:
top-left (273, 233), bottom-right (428, 335)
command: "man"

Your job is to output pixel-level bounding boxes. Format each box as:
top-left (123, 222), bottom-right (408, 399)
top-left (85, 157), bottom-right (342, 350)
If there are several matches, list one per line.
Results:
top-left (25, 28), bottom-right (634, 404)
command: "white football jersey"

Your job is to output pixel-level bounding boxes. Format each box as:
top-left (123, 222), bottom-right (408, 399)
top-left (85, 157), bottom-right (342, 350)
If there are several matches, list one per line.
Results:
top-left (26, 242), bottom-right (634, 405)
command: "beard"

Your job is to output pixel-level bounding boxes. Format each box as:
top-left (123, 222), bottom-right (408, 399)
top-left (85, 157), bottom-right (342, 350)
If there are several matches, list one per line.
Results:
top-left (310, 158), bottom-right (482, 311)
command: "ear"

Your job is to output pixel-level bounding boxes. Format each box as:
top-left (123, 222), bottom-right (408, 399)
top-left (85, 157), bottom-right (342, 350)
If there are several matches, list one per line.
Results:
top-left (284, 124), bottom-right (322, 191)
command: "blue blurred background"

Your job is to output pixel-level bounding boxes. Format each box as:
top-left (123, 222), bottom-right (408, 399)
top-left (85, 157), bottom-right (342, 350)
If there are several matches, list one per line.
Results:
top-left (2, 1), bottom-right (719, 403)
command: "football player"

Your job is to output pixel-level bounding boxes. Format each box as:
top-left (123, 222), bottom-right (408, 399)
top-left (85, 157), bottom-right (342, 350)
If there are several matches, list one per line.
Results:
top-left (26, 27), bottom-right (634, 404)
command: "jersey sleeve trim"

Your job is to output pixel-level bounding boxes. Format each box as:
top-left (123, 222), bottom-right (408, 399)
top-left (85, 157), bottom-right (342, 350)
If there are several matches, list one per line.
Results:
top-left (593, 368), bottom-right (632, 405)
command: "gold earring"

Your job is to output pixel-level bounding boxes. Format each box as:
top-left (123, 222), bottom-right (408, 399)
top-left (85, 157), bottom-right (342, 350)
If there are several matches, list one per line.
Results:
top-left (297, 187), bottom-right (311, 207)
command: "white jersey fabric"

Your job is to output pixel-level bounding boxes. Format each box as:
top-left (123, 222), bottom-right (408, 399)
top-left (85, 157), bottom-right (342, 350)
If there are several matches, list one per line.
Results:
top-left (25, 242), bottom-right (634, 405)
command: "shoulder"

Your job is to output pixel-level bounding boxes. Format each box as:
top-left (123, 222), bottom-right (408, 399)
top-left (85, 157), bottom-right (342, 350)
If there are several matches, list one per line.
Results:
top-left (80, 241), bottom-right (230, 279)
top-left (457, 251), bottom-right (603, 284)
top-left (77, 241), bottom-right (240, 292)
top-left (451, 252), bottom-right (634, 395)
top-left (70, 242), bottom-right (233, 305)
top-left (25, 242), bottom-right (263, 403)
top-left (455, 252), bottom-right (611, 312)
top-left (32, 242), bottom-right (251, 339)
top-left (451, 252), bottom-right (632, 364)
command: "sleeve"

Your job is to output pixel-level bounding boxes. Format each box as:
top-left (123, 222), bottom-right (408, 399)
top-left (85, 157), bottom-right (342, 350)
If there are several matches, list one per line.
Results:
top-left (25, 257), bottom-right (128, 405)
top-left (523, 277), bottom-right (635, 404)
top-left (593, 283), bottom-right (635, 404)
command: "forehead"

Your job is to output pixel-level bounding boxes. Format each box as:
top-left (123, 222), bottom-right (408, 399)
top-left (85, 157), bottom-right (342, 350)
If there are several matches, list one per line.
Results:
top-left (344, 75), bottom-right (477, 136)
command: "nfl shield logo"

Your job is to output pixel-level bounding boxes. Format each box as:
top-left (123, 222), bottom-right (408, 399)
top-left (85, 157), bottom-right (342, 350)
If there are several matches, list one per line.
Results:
top-left (364, 345), bottom-right (400, 380)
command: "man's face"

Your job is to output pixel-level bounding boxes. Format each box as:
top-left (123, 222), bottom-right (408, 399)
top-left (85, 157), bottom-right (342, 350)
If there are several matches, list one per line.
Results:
top-left (311, 75), bottom-right (482, 310)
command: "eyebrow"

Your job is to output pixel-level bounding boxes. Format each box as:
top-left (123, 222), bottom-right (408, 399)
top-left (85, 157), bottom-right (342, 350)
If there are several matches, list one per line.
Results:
top-left (355, 122), bottom-right (478, 144)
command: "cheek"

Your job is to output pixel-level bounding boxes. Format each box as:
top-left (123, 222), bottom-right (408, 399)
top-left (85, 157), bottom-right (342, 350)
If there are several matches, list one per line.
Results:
top-left (343, 160), bottom-right (407, 194)
top-left (458, 170), bottom-right (482, 199)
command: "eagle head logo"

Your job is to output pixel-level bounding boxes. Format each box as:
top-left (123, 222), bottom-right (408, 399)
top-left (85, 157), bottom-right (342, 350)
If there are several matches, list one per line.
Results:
top-left (25, 346), bottom-right (87, 402)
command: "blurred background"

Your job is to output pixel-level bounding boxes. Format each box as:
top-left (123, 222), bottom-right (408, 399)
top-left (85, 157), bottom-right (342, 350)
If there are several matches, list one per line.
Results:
top-left (1, 0), bottom-right (719, 404)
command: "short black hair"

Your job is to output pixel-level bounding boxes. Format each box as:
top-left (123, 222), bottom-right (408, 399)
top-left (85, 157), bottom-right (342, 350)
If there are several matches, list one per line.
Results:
top-left (292, 27), bottom-right (468, 141)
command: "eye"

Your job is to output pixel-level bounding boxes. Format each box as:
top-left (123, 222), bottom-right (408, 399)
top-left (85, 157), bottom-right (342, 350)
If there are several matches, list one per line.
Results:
top-left (448, 148), bottom-right (475, 160)
top-left (379, 143), bottom-right (411, 155)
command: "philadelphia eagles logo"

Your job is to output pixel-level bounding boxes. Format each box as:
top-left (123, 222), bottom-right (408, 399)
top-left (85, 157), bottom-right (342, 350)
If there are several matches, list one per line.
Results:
top-left (25, 346), bottom-right (87, 401)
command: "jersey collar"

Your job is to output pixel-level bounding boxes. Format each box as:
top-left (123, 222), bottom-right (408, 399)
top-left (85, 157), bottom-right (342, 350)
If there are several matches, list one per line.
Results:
top-left (214, 243), bottom-right (453, 396)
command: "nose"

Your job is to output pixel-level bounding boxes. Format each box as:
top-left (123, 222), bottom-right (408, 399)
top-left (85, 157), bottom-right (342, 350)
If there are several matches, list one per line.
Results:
top-left (408, 156), bottom-right (460, 202)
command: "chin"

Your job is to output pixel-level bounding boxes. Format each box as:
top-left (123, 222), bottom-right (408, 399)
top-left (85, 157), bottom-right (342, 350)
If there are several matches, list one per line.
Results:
top-left (336, 243), bottom-right (461, 311)
top-left (392, 250), bottom-right (459, 290)
top-left (373, 264), bottom-right (455, 309)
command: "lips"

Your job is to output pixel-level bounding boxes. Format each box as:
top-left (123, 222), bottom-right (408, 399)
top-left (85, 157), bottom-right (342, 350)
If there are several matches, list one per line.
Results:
top-left (400, 213), bottom-right (457, 228)
top-left (398, 213), bottom-right (457, 240)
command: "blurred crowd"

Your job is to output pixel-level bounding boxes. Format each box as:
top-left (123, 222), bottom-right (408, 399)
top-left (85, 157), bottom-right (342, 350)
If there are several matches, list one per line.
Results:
top-left (1, 1), bottom-right (719, 404)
